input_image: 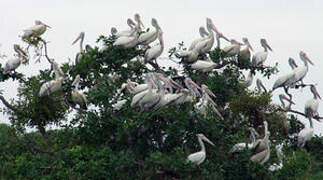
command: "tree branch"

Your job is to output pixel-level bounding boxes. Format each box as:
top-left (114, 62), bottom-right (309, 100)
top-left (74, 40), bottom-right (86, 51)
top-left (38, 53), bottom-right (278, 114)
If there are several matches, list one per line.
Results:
top-left (278, 107), bottom-right (322, 122)
top-left (0, 95), bottom-right (17, 111)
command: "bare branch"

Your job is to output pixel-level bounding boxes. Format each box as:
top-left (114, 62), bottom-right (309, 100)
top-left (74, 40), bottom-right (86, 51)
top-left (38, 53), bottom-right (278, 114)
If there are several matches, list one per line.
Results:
top-left (0, 95), bottom-right (17, 111)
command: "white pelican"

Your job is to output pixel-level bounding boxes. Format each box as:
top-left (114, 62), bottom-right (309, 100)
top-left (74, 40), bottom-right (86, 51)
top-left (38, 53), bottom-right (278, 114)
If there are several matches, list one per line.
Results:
top-left (250, 121), bottom-right (270, 164)
top-left (190, 60), bottom-right (216, 72)
top-left (144, 31), bottom-right (164, 63)
top-left (178, 49), bottom-right (199, 64)
top-left (194, 18), bottom-right (217, 54)
top-left (22, 20), bottom-right (51, 38)
top-left (256, 79), bottom-right (267, 93)
top-left (174, 89), bottom-right (194, 104)
top-left (251, 39), bottom-right (272, 66)
top-left (153, 77), bottom-right (181, 110)
top-left (239, 37), bottom-right (253, 60)
top-left (223, 39), bottom-right (244, 57)
top-left (138, 18), bottom-right (161, 45)
top-left (253, 121), bottom-right (269, 154)
top-left (72, 32), bottom-right (86, 64)
top-left (113, 27), bottom-right (139, 48)
top-left (288, 57), bottom-right (298, 70)
top-left (71, 75), bottom-right (87, 109)
top-left (297, 117), bottom-right (315, 148)
top-left (3, 44), bottom-right (28, 75)
top-left (272, 68), bottom-right (295, 91)
top-left (268, 144), bottom-right (284, 171)
top-left (38, 62), bottom-right (64, 97)
top-left (113, 19), bottom-right (136, 38)
top-left (279, 94), bottom-right (295, 110)
top-left (229, 127), bottom-right (259, 154)
top-left (188, 26), bottom-right (209, 51)
top-left (291, 51), bottom-right (314, 85)
top-left (304, 85), bottom-right (321, 119)
top-left (187, 133), bottom-right (215, 165)
top-left (241, 71), bottom-right (254, 87)
top-left (124, 80), bottom-right (149, 94)
top-left (138, 75), bottom-right (161, 111)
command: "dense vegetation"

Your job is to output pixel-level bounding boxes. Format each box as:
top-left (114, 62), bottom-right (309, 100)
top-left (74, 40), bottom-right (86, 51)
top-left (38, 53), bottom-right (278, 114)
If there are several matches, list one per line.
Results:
top-left (0, 19), bottom-right (322, 179)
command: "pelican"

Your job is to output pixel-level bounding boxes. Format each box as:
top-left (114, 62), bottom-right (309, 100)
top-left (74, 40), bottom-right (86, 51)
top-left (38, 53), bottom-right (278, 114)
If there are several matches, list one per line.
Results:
top-left (215, 31), bottom-right (230, 49)
top-left (138, 18), bottom-right (161, 45)
top-left (250, 121), bottom-right (270, 164)
top-left (178, 49), bottom-right (199, 64)
top-left (291, 51), bottom-right (314, 85)
top-left (279, 94), bottom-right (295, 110)
top-left (251, 39), bottom-right (272, 66)
top-left (184, 77), bottom-right (201, 98)
top-left (174, 89), bottom-right (194, 104)
top-left (187, 133), bottom-right (215, 165)
top-left (239, 37), bottom-right (253, 61)
top-left (72, 32), bottom-right (85, 64)
top-left (268, 144), bottom-right (284, 171)
top-left (113, 27), bottom-right (139, 48)
top-left (272, 68), bottom-right (296, 91)
top-left (223, 39), bottom-right (244, 57)
top-left (304, 85), bottom-right (321, 119)
top-left (256, 79), bottom-right (267, 93)
top-left (297, 118), bottom-right (314, 148)
top-left (188, 26), bottom-right (209, 51)
top-left (253, 121), bottom-right (270, 154)
top-left (38, 62), bottom-right (64, 97)
top-left (153, 77), bottom-right (181, 110)
top-left (229, 127), bottom-right (259, 154)
top-left (194, 18), bottom-right (217, 54)
top-left (241, 71), bottom-right (254, 87)
top-left (138, 76), bottom-right (161, 111)
top-left (190, 60), bottom-right (216, 72)
top-left (22, 20), bottom-right (51, 38)
top-left (71, 75), bottom-right (87, 109)
top-left (124, 80), bottom-right (149, 94)
top-left (3, 44), bottom-right (28, 75)
top-left (113, 19), bottom-right (136, 38)
top-left (288, 57), bottom-right (298, 70)
top-left (144, 31), bottom-right (164, 63)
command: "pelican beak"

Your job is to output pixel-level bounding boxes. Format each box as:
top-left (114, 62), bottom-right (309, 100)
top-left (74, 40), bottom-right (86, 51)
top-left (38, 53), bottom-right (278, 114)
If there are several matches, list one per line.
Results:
top-left (247, 41), bottom-right (254, 51)
top-left (304, 54), bottom-right (314, 65)
top-left (203, 136), bottom-right (215, 146)
top-left (41, 22), bottom-right (51, 28)
top-left (313, 87), bottom-right (321, 99)
top-left (72, 33), bottom-right (82, 45)
top-left (265, 41), bottom-right (272, 51)
top-left (206, 88), bottom-right (217, 99)
top-left (140, 19), bottom-right (145, 29)
top-left (220, 33), bottom-right (230, 42)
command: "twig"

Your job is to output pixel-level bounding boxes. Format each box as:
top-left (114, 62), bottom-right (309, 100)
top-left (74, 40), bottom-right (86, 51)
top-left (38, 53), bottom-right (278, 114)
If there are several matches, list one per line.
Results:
top-left (0, 95), bottom-right (17, 111)
top-left (278, 107), bottom-right (322, 122)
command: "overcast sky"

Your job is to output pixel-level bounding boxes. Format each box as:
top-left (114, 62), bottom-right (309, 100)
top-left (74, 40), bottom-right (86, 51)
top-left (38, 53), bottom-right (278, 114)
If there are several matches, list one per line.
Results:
top-left (0, 0), bottom-right (322, 134)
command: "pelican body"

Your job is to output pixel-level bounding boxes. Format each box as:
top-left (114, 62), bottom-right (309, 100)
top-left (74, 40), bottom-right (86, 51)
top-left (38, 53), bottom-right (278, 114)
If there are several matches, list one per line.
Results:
top-left (22, 20), bottom-right (51, 38)
top-left (144, 31), bottom-right (164, 63)
top-left (251, 39), bottom-right (272, 66)
top-left (187, 134), bottom-right (215, 165)
top-left (3, 44), bottom-right (27, 75)
top-left (138, 18), bottom-right (161, 45)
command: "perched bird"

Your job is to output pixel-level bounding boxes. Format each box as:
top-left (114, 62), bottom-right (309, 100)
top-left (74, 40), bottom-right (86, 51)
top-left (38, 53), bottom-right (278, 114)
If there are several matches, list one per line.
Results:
top-left (223, 39), bottom-right (244, 58)
top-left (3, 44), bottom-right (28, 75)
top-left (71, 75), bottom-right (87, 109)
top-left (112, 18), bottom-right (136, 38)
top-left (138, 18), bottom-right (161, 45)
top-left (291, 51), bottom-right (314, 85)
top-left (304, 85), bottom-right (321, 119)
top-left (187, 133), bottom-right (215, 165)
top-left (144, 31), bottom-right (164, 63)
top-left (239, 37), bottom-right (253, 61)
top-left (133, 13), bottom-right (145, 31)
top-left (194, 18), bottom-right (217, 55)
top-left (22, 20), bottom-right (51, 39)
top-left (250, 121), bottom-right (271, 164)
top-left (190, 59), bottom-right (217, 73)
top-left (112, 99), bottom-right (127, 110)
top-left (241, 71), bottom-right (254, 87)
top-left (38, 62), bottom-right (64, 97)
top-left (229, 127), bottom-right (259, 154)
top-left (189, 26), bottom-right (209, 51)
top-left (113, 27), bottom-right (139, 48)
top-left (251, 39), bottom-right (272, 66)
top-left (72, 32), bottom-right (86, 64)
top-left (288, 57), bottom-right (298, 70)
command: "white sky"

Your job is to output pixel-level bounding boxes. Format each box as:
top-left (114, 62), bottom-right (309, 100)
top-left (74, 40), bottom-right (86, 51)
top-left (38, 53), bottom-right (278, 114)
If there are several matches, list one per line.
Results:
top-left (0, 0), bottom-right (322, 134)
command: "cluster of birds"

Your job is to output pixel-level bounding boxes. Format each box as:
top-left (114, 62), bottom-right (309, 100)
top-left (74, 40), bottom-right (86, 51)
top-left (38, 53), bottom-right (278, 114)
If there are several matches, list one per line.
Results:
top-left (0, 15), bottom-right (321, 170)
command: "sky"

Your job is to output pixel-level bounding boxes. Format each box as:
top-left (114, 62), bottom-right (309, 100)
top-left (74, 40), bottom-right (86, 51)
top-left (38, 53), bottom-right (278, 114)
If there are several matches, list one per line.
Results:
top-left (0, 0), bottom-right (322, 134)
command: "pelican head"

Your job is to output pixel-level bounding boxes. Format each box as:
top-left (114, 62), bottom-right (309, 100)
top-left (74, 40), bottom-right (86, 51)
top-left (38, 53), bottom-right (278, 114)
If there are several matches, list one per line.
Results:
top-left (299, 51), bottom-right (314, 65)
top-left (288, 57), bottom-right (298, 69)
top-left (35, 20), bottom-right (51, 28)
top-left (256, 79), bottom-right (267, 93)
top-left (197, 133), bottom-right (215, 146)
top-left (13, 44), bottom-right (27, 57)
top-left (206, 18), bottom-right (217, 32)
top-left (151, 18), bottom-right (160, 29)
top-left (127, 18), bottom-right (136, 28)
top-left (134, 13), bottom-right (145, 29)
top-left (111, 27), bottom-right (117, 35)
top-left (72, 75), bottom-right (81, 87)
top-left (242, 37), bottom-right (253, 51)
top-left (199, 26), bottom-right (209, 37)
top-left (260, 38), bottom-right (272, 51)
top-left (310, 85), bottom-right (321, 99)
top-left (72, 32), bottom-right (85, 45)
top-left (201, 84), bottom-right (216, 98)
top-left (216, 31), bottom-right (230, 42)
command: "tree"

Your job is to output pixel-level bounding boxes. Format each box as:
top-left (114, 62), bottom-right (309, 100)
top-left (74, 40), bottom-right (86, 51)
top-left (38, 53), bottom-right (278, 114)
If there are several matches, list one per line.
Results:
top-left (0, 17), bottom-right (322, 179)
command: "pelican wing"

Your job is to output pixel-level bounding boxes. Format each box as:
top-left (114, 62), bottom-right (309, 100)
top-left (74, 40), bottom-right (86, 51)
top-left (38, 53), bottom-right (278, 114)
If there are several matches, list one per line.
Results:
top-left (138, 30), bottom-right (157, 44)
top-left (187, 151), bottom-right (206, 165)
